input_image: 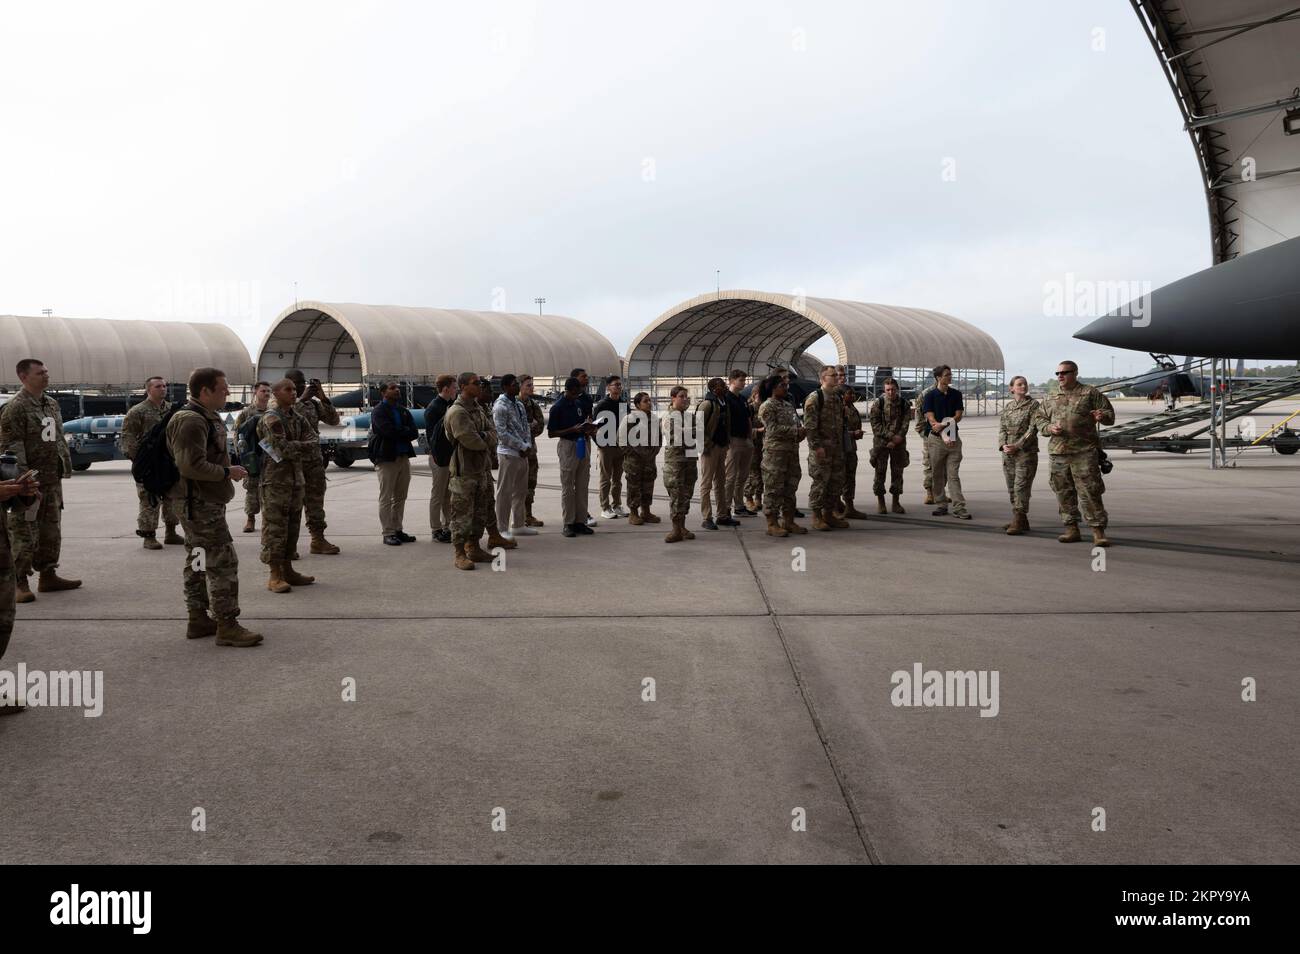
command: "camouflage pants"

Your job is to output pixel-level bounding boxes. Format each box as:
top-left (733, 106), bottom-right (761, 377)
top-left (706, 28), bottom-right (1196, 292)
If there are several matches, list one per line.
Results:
top-left (7, 481), bottom-right (62, 577)
top-left (526, 450), bottom-right (539, 507)
top-left (136, 481), bottom-right (180, 535)
top-left (1048, 451), bottom-right (1107, 528)
top-left (242, 476), bottom-right (261, 516)
top-left (871, 443), bottom-right (908, 496)
top-left (662, 459), bottom-right (698, 518)
top-left (179, 497), bottom-right (240, 620)
top-left (260, 480), bottom-right (304, 564)
top-left (450, 472), bottom-right (495, 545)
top-left (807, 449), bottom-right (844, 511)
top-left (744, 440), bottom-right (764, 506)
top-left (1001, 451), bottom-right (1038, 513)
top-left (624, 448), bottom-right (657, 510)
top-left (0, 522), bottom-right (13, 661)
top-left (762, 449), bottom-right (800, 517)
top-left (301, 457), bottom-right (328, 533)
top-left (920, 434), bottom-right (932, 492)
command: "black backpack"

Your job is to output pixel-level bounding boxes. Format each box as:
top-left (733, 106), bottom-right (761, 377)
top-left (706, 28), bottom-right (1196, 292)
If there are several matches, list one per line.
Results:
top-left (236, 412), bottom-right (265, 477)
top-left (430, 415), bottom-right (456, 468)
top-left (131, 406), bottom-right (215, 506)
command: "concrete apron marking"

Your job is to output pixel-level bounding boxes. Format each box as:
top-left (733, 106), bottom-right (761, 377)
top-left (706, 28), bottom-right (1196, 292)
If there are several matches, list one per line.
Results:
top-left (734, 529), bottom-right (882, 865)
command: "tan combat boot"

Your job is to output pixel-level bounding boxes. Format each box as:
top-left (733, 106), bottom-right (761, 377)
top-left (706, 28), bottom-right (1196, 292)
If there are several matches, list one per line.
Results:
top-left (827, 508), bottom-right (850, 529)
top-left (487, 527), bottom-right (518, 550)
top-left (843, 499), bottom-right (869, 519)
top-left (465, 538), bottom-right (495, 563)
top-left (811, 509), bottom-right (830, 531)
top-left (309, 531), bottom-right (340, 555)
top-left (1005, 512), bottom-right (1026, 536)
top-left (164, 525), bottom-right (185, 545)
top-left (38, 569), bottom-right (81, 592)
top-left (1058, 525), bottom-right (1082, 543)
top-left (765, 513), bottom-right (788, 537)
top-left (782, 510), bottom-right (808, 535)
top-left (15, 576), bottom-right (35, 604)
top-left (1092, 526), bottom-right (1110, 548)
top-left (664, 515), bottom-right (685, 543)
top-left (453, 541), bottom-right (475, 570)
top-left (876, 495), bottom-right (888, 514)
top-left (891, 494), bottom-right (905, 514)
top-left (186, 609), bottom-right (218, 639)
top-left (243, 515), bottom-right (256, 533)
top-left (216, 618), bottom-right (263, 647)
top-left (642, 505), bottom-right (661, 524)
top-left (627, 507), bottom-right (645, 526)
top-left (924, 490), bottom-right (935, 505)
top-left (142, 532), bottom-right (163, 550)
top-left (525, 507), bottom-right (544, 527)
top-left (267, 561), bottom-right (292, 593)
top-left (283, 562), bottom-right (315, 586)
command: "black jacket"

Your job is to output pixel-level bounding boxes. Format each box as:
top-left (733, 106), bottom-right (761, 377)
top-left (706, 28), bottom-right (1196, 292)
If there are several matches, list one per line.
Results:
top-left (368, 400), bottom-right (419, 462)
top-left (423, 394), bottom-right (453, 451)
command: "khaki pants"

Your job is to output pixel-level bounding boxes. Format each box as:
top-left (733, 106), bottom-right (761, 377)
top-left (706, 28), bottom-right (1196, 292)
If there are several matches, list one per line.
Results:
top-left (495, 453), bottom-right (528, 530)
top-left (376, 458), bottom-right (412, 534)
top-left (557, 438), bottom-right (591, 526)
top-left (598, 445), bottom-right (625, 510)
top-left (926, 435), bottom-right (966, 515)
top-left (428, 457), bottom-right (450, 530)
top-left (698, 444), bottom-right (729, 519)
top-left (725, 436), bottom-right (753, 510)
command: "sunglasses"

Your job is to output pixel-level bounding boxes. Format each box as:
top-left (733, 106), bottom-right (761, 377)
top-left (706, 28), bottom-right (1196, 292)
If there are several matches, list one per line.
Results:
top-left (1055, 370), bottom-right (1076, 377)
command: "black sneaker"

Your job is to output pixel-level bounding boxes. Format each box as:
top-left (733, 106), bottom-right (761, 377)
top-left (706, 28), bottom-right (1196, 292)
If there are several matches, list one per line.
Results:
top-left (575, 522), bottom-right (594, 534)
top-left (793, 509), bottom-right (805, 518)
top-left (562, 524), bottom-right (577, 537)
top-left (736, 508), bottom-right (757, 518)
top-left (931, 507), bottom-right (949, 516)
top-left (954, 512), bottom-right (972, 520)
top-left (383, 534), bottom-right (403, 545)
top-left (434, 529), bottom-right (451, 543)
top-left (717, 515), bottom-right (740, 527)
top-left (701, 518), bottom-right (718, 531)
top-left (397, 531), bottom-right (417, 543)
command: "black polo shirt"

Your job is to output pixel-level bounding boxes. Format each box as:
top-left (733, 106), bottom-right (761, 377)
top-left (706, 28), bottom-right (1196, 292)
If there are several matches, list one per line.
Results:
top-left (726, 390), bottom-right (751, 438)
top-left (922, 387), bottom-right (964, 436)
top-left (548, 394), bottom-right (586, 440)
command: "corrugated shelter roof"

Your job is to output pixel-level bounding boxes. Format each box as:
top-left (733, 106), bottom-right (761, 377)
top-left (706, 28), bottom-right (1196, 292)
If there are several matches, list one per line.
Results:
top-left (0, 314), bottom-right (254, 389)
top-left (257, 301), bottom-right (621, 382)
top-left (624, 290), bottom-right (1003, 379)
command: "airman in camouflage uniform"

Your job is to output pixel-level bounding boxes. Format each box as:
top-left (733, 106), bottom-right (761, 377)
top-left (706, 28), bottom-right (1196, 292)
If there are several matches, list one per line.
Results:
top-left (1034, 361), bottom-right (1115, 546)
top-left (286, 370), bottom-right (341, 554)
top-left (257, 380), bottom-right (319, 592)
top-left (1, 470), bottom-right (41, 704)
top-left (759, 376), bottom-right (807, 537)
top-left (0, 360), bottom-right (80, 602)
top-left (622, 393), bottom-right (661, 525)
top-left (122, 377), bottom-right (182, 549)
top-left (998, 376), bottom-right (1040, 536)
top-left (914, 382), bottom-right (935, 504)
top-left (661, 387), bottom-right (698, 543)
top-left (743, 388), bottom-right (764, 512)
top-left (522, 380), bottom-right (546, 527)
top-left (803, 366), bottom-right (848, 530)
top-left (445, 374), bottom-right (513, 570)
top-left (839, 385), bottom-right (867, 519)
top-left (868, 378), bottom-right (910, 514)
top-left (233, 381), bottom-right (271, 532)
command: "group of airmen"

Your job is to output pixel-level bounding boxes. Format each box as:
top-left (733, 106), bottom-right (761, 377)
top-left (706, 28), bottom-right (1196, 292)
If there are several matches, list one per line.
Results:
top-left (0, 355), bottom-right (1116, 666)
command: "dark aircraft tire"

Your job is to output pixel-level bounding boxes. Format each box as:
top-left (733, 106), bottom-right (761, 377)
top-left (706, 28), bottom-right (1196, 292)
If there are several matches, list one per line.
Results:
top-left (333, 449), bottom-right (356, 468)
top-left (72, 462), bottom-right (92, 472)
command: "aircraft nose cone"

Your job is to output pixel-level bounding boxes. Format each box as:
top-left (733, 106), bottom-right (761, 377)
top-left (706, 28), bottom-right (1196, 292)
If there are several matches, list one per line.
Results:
top-left (1074, 311), bottom-right (1150, 349)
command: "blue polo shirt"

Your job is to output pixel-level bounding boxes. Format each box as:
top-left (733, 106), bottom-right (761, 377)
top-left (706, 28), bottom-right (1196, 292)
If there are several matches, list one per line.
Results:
top-left (548, 394), bottom-right (586, 440)
top-left (922, 387), bottom-right (963, 436)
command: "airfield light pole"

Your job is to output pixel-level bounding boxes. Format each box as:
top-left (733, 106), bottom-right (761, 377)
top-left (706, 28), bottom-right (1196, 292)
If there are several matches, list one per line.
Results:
top-left (534, 297), bottom-right (545, 317)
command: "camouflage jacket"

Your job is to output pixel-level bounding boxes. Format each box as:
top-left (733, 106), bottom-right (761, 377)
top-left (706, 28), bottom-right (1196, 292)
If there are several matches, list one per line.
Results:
top-left (913, 385), bottom-right (935, 435)
top-left (1035, 384), bottom-right (1114, 455)
top-left (295, 395), bottom-right (340, 436)
top-left (661, 409), bottom-right (696, 466)
top-left (525, 398), bottom-right (545, 456)
top-left (164, 402), bottom-right (234, 505)
top-left (445, 396), bottom-right (496, 477)
top-left (257, 404), bottom-right (317, 486)
top-left (802, 386), bottom-right (844, 453)
top-left (121, 398), bottom-right (170, 460)
top-left (869, 394), bottom-right (910, 447)
top-left (0, 389), bottom-right (72, 485)
top-left (759, 397), bottom-right (801, 454)
top-left (998, 397), bottom-right (1040, 454)
top-left (234, 405), bottom-right (267, 434)
top-left (843, 403), bottom-right (863, 456)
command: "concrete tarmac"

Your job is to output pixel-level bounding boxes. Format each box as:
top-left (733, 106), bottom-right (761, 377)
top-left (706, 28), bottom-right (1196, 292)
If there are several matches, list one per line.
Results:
top-left (2, 399), bottom-right (1297, 863)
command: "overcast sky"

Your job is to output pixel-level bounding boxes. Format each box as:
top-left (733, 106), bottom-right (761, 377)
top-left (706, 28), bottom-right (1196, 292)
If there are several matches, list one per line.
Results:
top-left (1, 0), bottom-right (1214, 380)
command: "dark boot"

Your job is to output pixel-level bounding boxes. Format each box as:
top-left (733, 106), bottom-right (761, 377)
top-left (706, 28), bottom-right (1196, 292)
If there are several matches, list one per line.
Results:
top-left (876, 495), bottom-right (887, 515)
top-left (141, 532), bottom-right (162, 550)
top-left (842, 499), bottom-right (869, 519)
top-left (216, 619), bottom-right (263, 647)
top-left (164, 526), bottom-right (185, 545)
top-left (283, 562), bottom-right (315, 586)
top-left (525, 507), bottom-right (544, 527)
top-left (186, 609), bottom-right (218, 639)
top-left (1058, 525), bottom-right (1082, 543)
top-left (827, 509), bottom-right (850, 529)
top-left (15, 576), bottom-right (34, 604)
top-left (243, 515), bottom-right (256, 533)
top-left (891, 494), bottom-right (905, 514)
top-left (642, 505), bottom-right (661, 524)
top-left (38, 570), bottom-right (81, 592)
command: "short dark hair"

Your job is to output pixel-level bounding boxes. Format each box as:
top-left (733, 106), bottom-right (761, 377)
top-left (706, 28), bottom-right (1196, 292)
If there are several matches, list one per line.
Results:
top-left (763, 374), bottom-right (783, 397)
top-left (707, 376), bottom-right (724, 391)
top-left (933, 365), bottom-right (951, 380)
top-left (382, 379), bottom-right (400, 392)
top-left (570, 368), bottom-right (586, 378)
top-left (145, 375), bottom-right (165, 387)
top-left (457, 371), bottom-right (478, 389)
top-left (728, 369), bottom-right (746, 382)
top-left (500, 373), bottom-right (518, 389)
top-left (632, 391), bottom-right (650, 406)
top-left (605, 374), bottom-right (621, 386)
top-left (1058, 360), bottom-right (1079, 373)
top-left (435, 374), bottom-right (456, 391)
top-left (255, 380), bottom-right (271, 390)
top-left (564, 376), bottom-right (581, 392)
top-left (670, 385), bottom-right (689, 398)
top-left (15, 358), bottom-right (43, 377)
top-left (882, 376), bottom-right (898, 388)
top-left (285, 369), bottom-right (306, 384)
top-left (188, 367), bottom-right (226, 400)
